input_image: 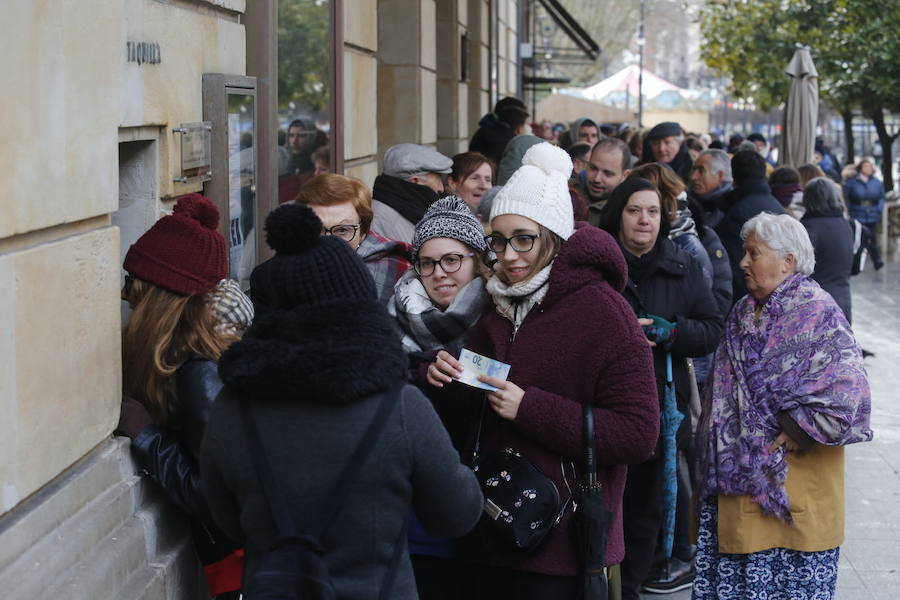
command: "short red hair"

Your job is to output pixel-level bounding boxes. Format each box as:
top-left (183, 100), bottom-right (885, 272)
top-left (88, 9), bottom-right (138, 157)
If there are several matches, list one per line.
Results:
top-left (294, 174), bottom-right (373, 233)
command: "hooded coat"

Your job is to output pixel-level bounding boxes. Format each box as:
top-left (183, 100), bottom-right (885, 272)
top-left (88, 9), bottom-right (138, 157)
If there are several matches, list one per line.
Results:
top-left (802, 212), bottom-right (854, 322)
top-left (427, 224), bottom-right (660, 575)
top-left (200, 298), bottom-right (483, 600)
top-left (470, 112), bottom-right (518, 165)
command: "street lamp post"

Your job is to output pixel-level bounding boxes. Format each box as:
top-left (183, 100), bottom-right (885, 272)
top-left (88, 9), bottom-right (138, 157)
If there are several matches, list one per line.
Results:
top-left (637, 0), bottom-right (645, 127)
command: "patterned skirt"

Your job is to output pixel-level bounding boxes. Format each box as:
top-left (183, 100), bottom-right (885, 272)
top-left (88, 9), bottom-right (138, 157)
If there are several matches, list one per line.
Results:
top-left (692, 497), bottom-right (840, 600)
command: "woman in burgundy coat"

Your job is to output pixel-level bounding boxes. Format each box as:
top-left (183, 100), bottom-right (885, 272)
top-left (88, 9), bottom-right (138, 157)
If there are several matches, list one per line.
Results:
top-left (427, 142), bottom-right (660, 599)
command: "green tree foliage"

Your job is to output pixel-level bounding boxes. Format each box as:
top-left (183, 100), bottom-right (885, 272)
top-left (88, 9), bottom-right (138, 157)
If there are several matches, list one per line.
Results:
top-left (700, 0), bottom-right (900, 187)
top-left (278, 0), bottom-right (330, 113)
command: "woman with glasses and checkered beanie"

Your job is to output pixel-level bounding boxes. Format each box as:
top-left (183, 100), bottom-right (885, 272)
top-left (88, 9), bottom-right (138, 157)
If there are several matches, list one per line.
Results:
top-left (388, 195), bottom-right (492, 599)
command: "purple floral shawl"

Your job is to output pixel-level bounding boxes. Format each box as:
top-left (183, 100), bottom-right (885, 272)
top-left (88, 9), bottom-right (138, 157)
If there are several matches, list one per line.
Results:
top-left (697, 273), bottom-right (872, 521)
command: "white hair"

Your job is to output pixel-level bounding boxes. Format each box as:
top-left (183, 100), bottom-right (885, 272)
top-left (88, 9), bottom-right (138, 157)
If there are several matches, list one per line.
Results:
top-left (740, 212), bottom-right (815, 274)
top-left (698, 149), bottom-right (733, 183)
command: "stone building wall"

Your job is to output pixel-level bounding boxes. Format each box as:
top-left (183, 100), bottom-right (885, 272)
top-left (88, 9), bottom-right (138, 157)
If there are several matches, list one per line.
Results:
top-left (0, 1), bottom-right (521, 597)
top-left (0, 1), bottom-right (246, 598)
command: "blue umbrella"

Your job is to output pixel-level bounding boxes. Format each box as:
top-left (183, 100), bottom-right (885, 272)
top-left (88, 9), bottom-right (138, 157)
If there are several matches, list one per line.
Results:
top-left (660, 352), bottom-right (684, 558)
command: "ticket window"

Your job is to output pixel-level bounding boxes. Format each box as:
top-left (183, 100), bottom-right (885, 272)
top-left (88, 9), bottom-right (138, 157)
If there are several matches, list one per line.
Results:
top-left (203, 74), bottom-right (258, 291)
top-left (114, 130), bottom-right (160, 324)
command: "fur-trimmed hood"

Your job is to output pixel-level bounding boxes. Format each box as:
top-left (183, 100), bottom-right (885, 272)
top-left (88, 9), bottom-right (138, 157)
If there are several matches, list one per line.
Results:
top-left (218, 298), bottom-right (408, 404)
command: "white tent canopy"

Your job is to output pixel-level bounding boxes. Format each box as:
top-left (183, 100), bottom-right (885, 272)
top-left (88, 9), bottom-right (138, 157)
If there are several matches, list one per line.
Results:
top-left (580, 65), bottom-right (686, 102)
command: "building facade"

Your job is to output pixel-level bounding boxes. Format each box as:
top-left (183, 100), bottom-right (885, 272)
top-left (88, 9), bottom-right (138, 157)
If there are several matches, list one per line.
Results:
top-left (0, 1), bottom-right (520, 598)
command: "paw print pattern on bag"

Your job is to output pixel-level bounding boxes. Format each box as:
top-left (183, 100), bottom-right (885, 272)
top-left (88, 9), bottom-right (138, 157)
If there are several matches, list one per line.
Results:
top-left (523, 489), bottom-right (537, 500)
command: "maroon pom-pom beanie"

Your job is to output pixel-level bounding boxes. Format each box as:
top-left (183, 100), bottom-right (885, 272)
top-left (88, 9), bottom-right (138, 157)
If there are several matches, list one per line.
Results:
top-left (123, 194), bottom-right (227, 295)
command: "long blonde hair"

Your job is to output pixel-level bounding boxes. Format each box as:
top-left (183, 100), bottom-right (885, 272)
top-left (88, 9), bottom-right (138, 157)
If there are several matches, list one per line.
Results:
top-left (122, 278), bottom-right (236, 424)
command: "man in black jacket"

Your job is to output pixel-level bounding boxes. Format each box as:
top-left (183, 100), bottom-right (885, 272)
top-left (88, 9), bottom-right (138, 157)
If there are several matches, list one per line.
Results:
top-left (716, 150), bottom-right (785, 302)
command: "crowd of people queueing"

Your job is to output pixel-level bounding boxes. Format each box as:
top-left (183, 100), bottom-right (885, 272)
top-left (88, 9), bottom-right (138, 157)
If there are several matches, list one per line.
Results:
top-left (115, 97), bottom-right (874, 600)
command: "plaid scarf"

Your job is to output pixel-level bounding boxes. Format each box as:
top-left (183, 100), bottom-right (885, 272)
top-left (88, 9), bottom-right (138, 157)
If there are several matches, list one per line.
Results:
top-left (390, 270), bottom-right (487, 353)
top-left (357, 231), bottom-right (413, 307)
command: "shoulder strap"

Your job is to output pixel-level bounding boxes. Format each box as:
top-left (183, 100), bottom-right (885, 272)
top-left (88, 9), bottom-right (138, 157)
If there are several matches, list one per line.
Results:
top-left (239, 384), bottom-right (402, 539)
top-left (582, 401), bottom-right (597, 488)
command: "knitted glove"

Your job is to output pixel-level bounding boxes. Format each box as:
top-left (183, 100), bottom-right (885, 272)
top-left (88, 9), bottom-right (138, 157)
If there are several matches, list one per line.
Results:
top-left (640, 313), bottom-right (677, 346)
top-left (115, 396), bottom-right (154, 439)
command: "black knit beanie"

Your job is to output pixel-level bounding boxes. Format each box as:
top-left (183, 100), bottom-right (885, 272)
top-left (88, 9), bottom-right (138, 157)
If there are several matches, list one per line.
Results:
top-left (264, 203), bottom-right (376, 308)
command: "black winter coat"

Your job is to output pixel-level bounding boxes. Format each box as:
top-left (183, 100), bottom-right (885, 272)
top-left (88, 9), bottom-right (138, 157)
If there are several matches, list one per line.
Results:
top-left (715, 179), bottom-right (785, 302)
top-left (620, 239), bottom-right (724, 425)
top-left (802, 214), bottom-right (854, 322)
top-left (131, 357), bottom-right (239, 566)
top-left (469, 112), bottom-right (516, 164)
top-left (698, 224), bottom-right (732, 318)
top-left (200, 298), bottom-right (483, 600)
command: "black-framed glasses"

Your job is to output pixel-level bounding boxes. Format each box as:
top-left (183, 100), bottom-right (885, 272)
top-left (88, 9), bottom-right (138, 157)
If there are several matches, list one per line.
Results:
top-left (322, 223), bottom-right (361, 242)
top-left (485, 234), bottom-right (539, 254)
top-left (414, 252), bottom-right (475, 277)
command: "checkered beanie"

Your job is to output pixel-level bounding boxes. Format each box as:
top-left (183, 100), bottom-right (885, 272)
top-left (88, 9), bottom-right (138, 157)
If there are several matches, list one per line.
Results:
top-left (412, 195), bottom-right (487, 260)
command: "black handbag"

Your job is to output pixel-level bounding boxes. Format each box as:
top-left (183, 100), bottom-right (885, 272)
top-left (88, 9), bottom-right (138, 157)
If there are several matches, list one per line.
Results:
top-left (471, 400), bottom-right (570, 552)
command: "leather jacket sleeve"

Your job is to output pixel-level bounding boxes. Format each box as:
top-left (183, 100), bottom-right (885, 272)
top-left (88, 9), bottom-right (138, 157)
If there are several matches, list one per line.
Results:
top-left (130, 358), bottom-right (223, 520)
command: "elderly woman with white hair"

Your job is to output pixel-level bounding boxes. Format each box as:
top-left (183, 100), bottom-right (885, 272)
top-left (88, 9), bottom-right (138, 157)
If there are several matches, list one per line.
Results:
top-left (692, 213), bottom-right (873, 600)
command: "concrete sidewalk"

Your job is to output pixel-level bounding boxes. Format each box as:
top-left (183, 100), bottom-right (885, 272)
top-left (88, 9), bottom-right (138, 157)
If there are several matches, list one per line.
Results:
top-left (642, 262), bottom-right (900, 600)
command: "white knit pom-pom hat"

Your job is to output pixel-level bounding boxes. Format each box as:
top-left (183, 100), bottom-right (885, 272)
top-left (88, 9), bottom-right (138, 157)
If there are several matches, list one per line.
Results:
top-left (489, 142), bottom-right (574, 240)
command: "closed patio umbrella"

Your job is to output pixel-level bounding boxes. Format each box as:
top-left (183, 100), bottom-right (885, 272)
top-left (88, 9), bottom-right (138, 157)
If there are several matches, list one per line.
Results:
top-left (781, 46), bottom-right (818, 167)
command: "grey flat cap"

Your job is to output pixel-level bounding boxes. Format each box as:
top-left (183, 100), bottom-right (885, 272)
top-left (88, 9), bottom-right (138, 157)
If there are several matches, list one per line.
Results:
top-left (383, 143), bottom-right (453, 179)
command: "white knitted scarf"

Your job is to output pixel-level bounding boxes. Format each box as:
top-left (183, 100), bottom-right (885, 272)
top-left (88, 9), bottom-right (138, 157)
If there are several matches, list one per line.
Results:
top-left (486, 263), bottom-right (553, 330)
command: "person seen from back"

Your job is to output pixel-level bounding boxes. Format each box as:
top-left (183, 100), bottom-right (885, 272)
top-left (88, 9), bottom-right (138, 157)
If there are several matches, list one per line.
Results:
top-left (801, 178), bottom-right (855, 322)
top-left (716, 150), bottom-right (785, 302)
top-left (201, 203), bottom-right (483, 600)
top-left (117, 194), bottom-right (243, 599)
top-left (469, 97), bottom-right (529, 164)
top-left (769, 166), bottom-right (805, 219)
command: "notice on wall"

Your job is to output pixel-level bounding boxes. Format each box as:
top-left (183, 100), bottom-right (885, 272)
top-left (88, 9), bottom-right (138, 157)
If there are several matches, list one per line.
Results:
top-left (174, 122), bottom-right (212, 183)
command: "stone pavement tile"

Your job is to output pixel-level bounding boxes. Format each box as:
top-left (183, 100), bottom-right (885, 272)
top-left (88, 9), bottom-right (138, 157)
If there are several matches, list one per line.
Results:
top-left (835, 567), bottom-right (868, 594)
top-left (853, 570), bottom-right (900, 600)
top-left (841, 539), bottom-right (900, 573)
